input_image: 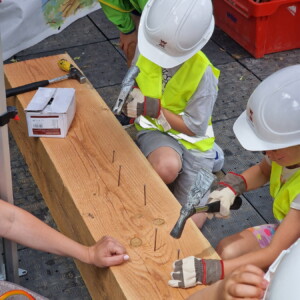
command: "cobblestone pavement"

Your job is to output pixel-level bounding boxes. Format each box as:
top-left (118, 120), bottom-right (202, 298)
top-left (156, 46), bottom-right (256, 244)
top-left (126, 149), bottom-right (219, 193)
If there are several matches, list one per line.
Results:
top-left (4, 7), bottom-right (300, 300)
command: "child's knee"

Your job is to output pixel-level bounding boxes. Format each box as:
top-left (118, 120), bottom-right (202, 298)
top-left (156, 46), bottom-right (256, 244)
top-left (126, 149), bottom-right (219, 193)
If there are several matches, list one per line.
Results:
top-left (216, 230), bottom-right (259, 260)
top-left (216, 239), bottom-right (238, 260)
top-left (151, 157), bottom-right (181, 184)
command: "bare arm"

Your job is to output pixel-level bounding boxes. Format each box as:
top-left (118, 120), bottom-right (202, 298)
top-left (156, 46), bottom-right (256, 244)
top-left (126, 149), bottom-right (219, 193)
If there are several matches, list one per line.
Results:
top-left (0, 200), bottom-right (128, 267)
top-left (241, 158), bottom-right (271, 191)
top-left (223, 208), bottom-right (300, 275)
top-left (162, 108), bottom-right (195, 136)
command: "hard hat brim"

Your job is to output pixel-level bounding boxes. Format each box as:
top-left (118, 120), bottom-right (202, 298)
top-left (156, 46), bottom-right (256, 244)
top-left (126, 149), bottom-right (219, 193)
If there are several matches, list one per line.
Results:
top-left (233, 111), bottom-right (293, 151)
top-left (138, 24), bottom-right (194, 68)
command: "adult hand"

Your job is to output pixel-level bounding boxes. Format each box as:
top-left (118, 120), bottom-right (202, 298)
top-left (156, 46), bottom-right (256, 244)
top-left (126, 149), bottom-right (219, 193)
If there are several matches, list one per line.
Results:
top-left (220, 264), bottom-right (267, 300)
top-left (208, 172), bottom-right (247, 218)
top-left (123, 87), bottom-right (161, 118)
top-left (168, 256), bottom-right (224, 288)
top-left (88, 235), bottom-right (129, 267)
top-left (120, 31), bottom-right (137, 67)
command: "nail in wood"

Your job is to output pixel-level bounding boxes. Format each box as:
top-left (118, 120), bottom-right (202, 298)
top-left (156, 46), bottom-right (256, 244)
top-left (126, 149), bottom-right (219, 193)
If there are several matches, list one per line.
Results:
top-left (144, 184), bottom-right (146, 206)
top-left (118, 165), bottom-right (122, 186)
top-left (154, 228), bottom-right (158, 251)
top-left (177, 249), bottom-right (180, 260)
top-left (112, 150), bottom-right (115, 163)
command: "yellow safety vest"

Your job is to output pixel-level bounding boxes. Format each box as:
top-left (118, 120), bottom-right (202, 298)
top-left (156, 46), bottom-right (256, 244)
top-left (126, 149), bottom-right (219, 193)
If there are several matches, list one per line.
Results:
top-left (135, 52), bottom-right (220, 152)
top-left (271, 162), bottom-right (300, 221)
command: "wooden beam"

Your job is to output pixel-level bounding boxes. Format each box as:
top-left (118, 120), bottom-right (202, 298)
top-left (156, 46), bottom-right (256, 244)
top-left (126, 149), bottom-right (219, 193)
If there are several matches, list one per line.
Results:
top-left (5, 54), bottom-right (219, 299)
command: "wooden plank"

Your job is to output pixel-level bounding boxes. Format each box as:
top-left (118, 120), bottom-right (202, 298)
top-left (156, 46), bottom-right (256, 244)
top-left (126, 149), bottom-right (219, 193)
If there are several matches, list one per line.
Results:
top-left (5, 54), bottom-right (219, 299)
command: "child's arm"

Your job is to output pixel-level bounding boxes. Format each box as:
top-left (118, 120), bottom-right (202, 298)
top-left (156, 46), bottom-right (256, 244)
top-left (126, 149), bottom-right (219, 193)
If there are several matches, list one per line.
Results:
top-left (161, 108), bottom-right (195, 136)
top-left (187, 264), bottom-right (267, 300)
top-left (241, 157), bottom-right (271, 190)
top-left (208, 158), bottom-right (271, 218)
top-left (160, 65), bottom-right (219, 137)
top-left (169, 209), bottom-right (300, 289)
top-left (0, 200), bottom-right (128, 267)
top-left (223, 207), bottom-right (300, 275)
top-left (122, 89), bottom-right (196, 135)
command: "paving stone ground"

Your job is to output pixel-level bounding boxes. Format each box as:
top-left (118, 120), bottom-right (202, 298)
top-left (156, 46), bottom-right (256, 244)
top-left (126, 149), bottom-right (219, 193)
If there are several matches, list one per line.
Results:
top-left (4, 7), bottom-right (300, 299)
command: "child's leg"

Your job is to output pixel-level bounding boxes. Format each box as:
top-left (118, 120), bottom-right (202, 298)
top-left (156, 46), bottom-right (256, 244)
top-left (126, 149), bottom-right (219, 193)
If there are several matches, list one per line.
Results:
top-left (216, 224), bottom-right (278, 260)
top-left (191, 213), bottom-right (207, 228)
top-left (148, 147), bottom-right (182, 184)
top-left (137, 131), bottom-right (214, 228)
top-left (172, 148), bottom-right (216, 228)
top-left (172, 148), bottom-right (215, 206)
top-left (216, 230), bottom-right (260, 260)
top-left (137, 131), bottom-right (183, 184)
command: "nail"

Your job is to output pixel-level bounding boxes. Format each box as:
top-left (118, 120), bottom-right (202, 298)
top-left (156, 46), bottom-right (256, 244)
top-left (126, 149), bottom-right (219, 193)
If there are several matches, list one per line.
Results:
top-left (154, 228), bottom-right (158, 251)
top-left (112, 150), bottom-right (115, 163)
top-left (118, 165), bottom-right (122, 186)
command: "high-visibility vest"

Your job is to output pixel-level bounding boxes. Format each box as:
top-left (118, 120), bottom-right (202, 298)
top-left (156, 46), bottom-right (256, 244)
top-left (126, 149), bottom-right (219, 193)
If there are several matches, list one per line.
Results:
top-left (271, 162), bottom-right (300, 221)
top-left (135, 52), bottom-right (220, 152)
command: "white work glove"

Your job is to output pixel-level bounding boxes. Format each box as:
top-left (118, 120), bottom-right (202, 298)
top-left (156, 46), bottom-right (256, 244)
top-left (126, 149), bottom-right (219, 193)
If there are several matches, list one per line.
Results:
top-left (168, 256), bottom-right (224, 288)
top-left (208, 172), bottom-right (247, 218)
top-left (122, 87), bottom-right (161, 118)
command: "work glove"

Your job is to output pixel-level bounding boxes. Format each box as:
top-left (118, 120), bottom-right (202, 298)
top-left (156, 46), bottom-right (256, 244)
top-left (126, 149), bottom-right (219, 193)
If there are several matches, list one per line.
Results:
top-left (123, 87), bottom-right (161, 118)
top-left (208, 172), bottom-right (247, 218)
top-left (168, 256), bottom-right (224, 288)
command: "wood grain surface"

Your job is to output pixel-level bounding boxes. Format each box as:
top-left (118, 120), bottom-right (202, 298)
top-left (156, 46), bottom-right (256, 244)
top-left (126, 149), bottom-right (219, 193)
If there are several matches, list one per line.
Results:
top-left (5, 54), bottom-right (219, 300)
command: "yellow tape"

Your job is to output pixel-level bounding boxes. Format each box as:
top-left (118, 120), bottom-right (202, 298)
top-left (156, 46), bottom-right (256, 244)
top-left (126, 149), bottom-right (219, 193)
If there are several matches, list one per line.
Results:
top-left (98, 0), bottom-right (134, 12)
top-left (58, 58), bottom-right (71, 72)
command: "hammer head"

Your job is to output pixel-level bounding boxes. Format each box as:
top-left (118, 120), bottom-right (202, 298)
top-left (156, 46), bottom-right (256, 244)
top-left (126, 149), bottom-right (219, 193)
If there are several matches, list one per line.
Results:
top-left (170, 168), bottom-right (216, 239)
top-left (69, 66), bottom-right (87, 84)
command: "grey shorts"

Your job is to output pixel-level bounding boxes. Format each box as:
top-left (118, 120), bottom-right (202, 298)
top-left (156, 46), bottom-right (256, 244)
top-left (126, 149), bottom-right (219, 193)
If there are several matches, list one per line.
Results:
top-left (137, 130), bottom-right (224, 206)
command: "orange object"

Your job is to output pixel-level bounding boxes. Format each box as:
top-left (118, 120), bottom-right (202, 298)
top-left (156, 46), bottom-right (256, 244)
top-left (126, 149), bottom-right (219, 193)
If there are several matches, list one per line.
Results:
top-left (0, 289), bottom-right (35, 300)
top-left (214, 0), bottom-right (300, 58)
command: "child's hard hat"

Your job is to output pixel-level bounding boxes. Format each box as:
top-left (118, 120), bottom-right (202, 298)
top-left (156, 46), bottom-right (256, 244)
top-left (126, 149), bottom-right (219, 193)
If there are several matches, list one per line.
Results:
top-left (264, 238), bottom-right (300, 300)
top-left (138, 0), bottom-right (214, 68)
top-left (233, 65), bottom-right (300, 151)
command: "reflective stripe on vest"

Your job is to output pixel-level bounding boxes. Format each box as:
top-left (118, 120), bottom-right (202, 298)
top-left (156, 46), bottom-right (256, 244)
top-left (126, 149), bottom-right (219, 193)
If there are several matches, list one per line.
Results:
top-left (135, 52), bottom-right (220, 151)
top-left (270, 162), bottom-right (300, 221)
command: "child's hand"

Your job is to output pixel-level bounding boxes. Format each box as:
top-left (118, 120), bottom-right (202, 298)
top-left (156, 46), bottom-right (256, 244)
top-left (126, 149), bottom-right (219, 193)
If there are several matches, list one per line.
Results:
top-left (168, 256), bottom-right (224, 288)
top-left (220, 264), bottom-right (268, 300)
top-left (208, 172), bottom-right (247, 218)
top-left (123, 87), bottom-right (161, 118)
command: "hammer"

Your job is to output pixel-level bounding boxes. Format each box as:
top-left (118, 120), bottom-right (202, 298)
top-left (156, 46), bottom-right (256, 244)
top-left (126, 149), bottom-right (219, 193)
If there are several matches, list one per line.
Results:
top-left (6, 58), bottom-right (86, 98)
top-left (170, 168), bottom-right (243, 239)
top-left (112, 65), bottom-right (140, 115)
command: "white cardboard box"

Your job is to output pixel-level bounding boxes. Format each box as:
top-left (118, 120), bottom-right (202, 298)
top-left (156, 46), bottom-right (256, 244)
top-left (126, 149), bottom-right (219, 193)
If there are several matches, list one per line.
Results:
top-left (25, 87), bottom-right (76, 138)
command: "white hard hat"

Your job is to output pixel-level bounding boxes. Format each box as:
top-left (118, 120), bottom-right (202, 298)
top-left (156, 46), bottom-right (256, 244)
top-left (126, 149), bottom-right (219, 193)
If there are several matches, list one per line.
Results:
top-left (138, 0), bottom-right (214, 68)
top-left (233, 65), bottom-right (300, 151)
top-left (263, 238), bottom-right (300, 300)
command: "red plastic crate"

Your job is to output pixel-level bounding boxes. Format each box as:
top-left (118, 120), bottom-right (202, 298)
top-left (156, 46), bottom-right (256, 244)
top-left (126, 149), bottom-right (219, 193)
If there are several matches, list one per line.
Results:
top-left (214, 0), bottom-right (300, 58)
